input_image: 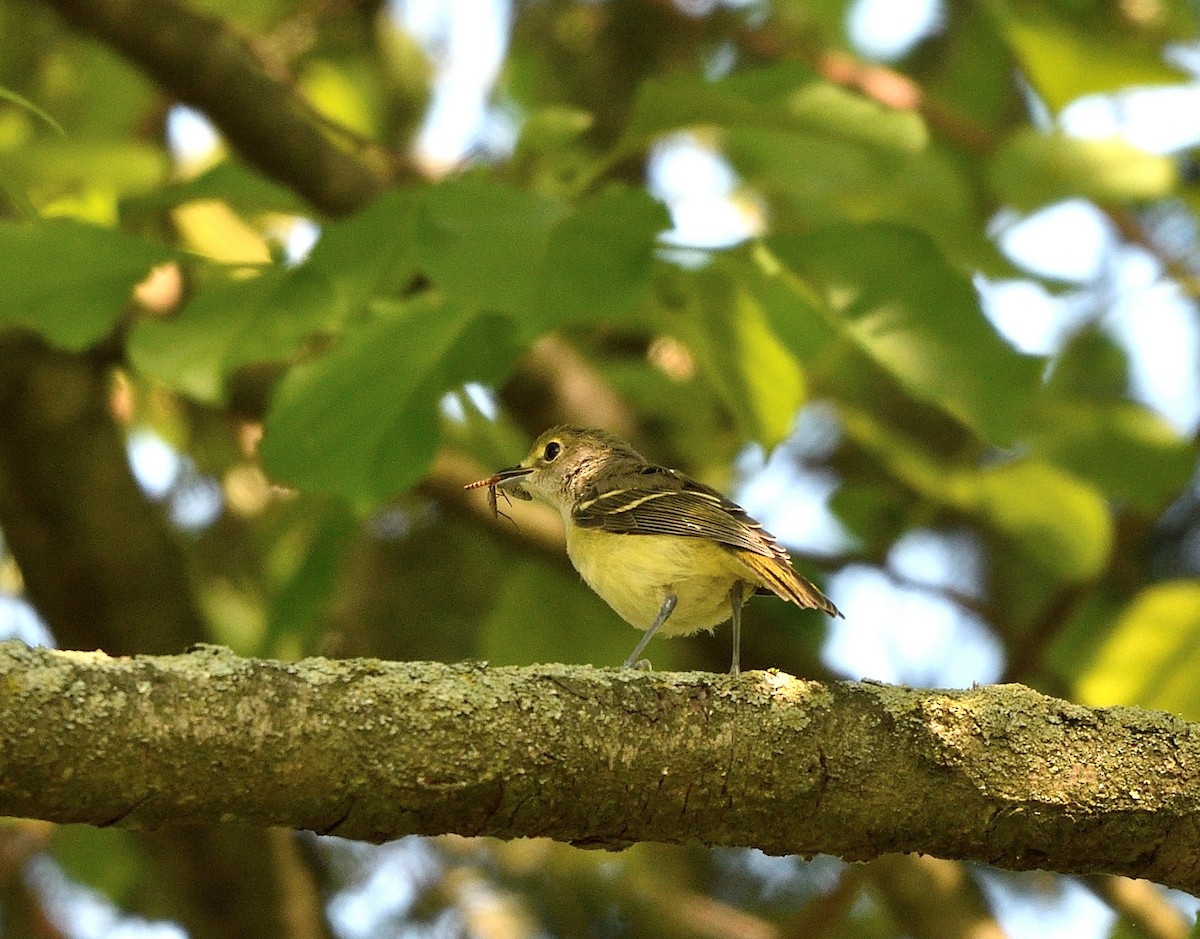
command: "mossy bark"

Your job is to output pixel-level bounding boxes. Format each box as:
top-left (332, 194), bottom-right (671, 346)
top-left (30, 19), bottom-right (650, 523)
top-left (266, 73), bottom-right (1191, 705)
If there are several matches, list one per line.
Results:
top-left (3, 640), bottom-right (1198, 894)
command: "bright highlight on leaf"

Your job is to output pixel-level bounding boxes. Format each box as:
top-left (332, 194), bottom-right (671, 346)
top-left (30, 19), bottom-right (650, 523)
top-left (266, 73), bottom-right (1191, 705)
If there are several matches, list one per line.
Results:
top-left (1077, 583), bottom-right (1200, 720)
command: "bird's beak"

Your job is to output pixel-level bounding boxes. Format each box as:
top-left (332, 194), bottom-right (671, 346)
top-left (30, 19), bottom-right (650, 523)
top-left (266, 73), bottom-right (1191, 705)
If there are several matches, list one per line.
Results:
top-left (464, 464), bottom-right (534, 500)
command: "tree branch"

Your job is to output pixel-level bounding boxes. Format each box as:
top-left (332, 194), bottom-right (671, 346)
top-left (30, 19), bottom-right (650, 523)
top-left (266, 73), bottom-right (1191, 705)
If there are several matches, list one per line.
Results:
top-left (42, 0), bottom-right (388, 217)
top-left (3, 640), bottom-right (1198, 895)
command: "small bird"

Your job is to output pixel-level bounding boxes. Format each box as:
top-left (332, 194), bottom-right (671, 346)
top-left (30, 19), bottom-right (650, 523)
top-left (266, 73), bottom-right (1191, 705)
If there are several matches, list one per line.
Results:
top-left (466, 426), bottom-right (842, 674)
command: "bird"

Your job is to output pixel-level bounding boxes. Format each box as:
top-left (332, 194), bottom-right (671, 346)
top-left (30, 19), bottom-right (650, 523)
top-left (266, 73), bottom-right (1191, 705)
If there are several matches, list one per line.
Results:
top-left (466, 425), bottom-right (841, 675)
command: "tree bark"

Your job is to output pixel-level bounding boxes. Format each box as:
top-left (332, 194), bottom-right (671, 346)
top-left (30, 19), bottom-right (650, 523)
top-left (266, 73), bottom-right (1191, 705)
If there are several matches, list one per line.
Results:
top-left (3, 640), bottom-right (1198, 896)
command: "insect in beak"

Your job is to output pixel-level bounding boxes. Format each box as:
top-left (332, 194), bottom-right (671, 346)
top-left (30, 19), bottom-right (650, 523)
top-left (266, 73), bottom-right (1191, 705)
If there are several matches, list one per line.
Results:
top-left (465, 465), bottom-right (534, 519)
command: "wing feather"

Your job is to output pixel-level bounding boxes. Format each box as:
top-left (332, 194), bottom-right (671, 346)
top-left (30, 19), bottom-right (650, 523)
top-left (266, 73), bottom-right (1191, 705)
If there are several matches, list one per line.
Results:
top-left (572, 467), bottom-right (842, 616)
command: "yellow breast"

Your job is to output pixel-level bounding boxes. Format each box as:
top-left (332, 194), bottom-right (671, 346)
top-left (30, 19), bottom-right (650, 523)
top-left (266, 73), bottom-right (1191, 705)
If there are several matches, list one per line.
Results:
top-left (565, 525), bottom-right (749, 636)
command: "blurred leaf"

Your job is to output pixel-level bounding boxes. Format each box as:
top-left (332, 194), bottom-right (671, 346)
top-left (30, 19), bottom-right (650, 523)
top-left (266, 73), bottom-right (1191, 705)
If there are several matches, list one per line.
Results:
top-left (416, 178), bottom-right (565, 315)
top-left (1030, 399), bottom-right (1194, 510)
top-left (679, 267), bottom-right (806, 448)
top-left (53, 826), bottom-right (146, 906)
top-left (173, 199), bottom-right (271, 264)
top-left (261, 298), bottom-right (521, 502)
top-left (1045, 324), bottom-right (1129, 402)
top-left (991, 131), bottom-right (1177, 210)
top-left (842, 410), bottom-right (1112, 582)
top-left (1076, 582), bottom-right (1200, 719)
top-left (122, 159), bottom-right (307, 216)
top-left (129, 265), bottom-right (339, 402)
top-left (621, 64), bottom-right (928, 155)
top-left (516, 105), bottom-right (594, 154)
top-left (5, 139), bottom-right (166, 199)
top-left (1002, 12), bottom-right (1188, 112)
top-left (972, 460), bottom-right (1112, 583)
top-left (0, 218), bottom-right (171, 349)
top-left (0, 85), bottom-right (65, 136)
top-left (303, 189), bottom-right (420, 319)
top-left (535, 185), bottom-right (668, 328)
top-left (726, 128), bottom-right (989, 265)
top-left (478, 556), bottom-right (638, 667)
top-left (300, 59), bottom-right (378, 138)
top-left (265, 501), bottom-right (358, 654)
top-left (769, 225), bottom-right (1043, 445)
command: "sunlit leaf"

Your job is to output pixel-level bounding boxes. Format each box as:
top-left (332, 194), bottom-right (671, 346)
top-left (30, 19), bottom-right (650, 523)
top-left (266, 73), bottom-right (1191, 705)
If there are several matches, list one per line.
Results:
top-left (991, 131), bottom-right (1177, 209)
top-left (678, 267), bottom-right (805, 448)
top-left (1002, 12), bottom-right (1188, 112)
top-left (768, 225), bottom-right (1043, 445)
top-left (0, 218), bottom-right (171, 350)
top-left (971, 460), bottom-right (1112, 583)
top-left (841, 410), bottom-right (1112, 582)
top-left (726, 128), bottom-right (989, 265)
top-left (5, 140), bottom-right (166, 198)
top-left (1076, 582), bottom-right (1200, 719)
top-left (261, 298), bottom-right (521, 502)
top-left (1030, 399), bottom-right (1195, 510)
top-left (122, 159), bottom-right (307, 216)
top-left (0, 86), bottom-right (65, 136)
top-left (621, 63), bottom-right (928, 155)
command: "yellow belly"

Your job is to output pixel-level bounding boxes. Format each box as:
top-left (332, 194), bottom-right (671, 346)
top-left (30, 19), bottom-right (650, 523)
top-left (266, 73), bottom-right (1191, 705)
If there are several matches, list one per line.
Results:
top-left (565, 526), bottom-right (749, 636)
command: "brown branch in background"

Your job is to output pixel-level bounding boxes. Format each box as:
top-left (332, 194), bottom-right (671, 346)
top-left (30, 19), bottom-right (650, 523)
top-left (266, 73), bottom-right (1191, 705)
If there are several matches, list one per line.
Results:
top-left (499, 335), bottom-right (642, 445)
top-left (422, 449), bottom-right (566, 559)
top-left (0, 335), bottom-right (203, 654)
top-left (868, 855), bottom-right (1006, 939)
top-left (42, 0), bottom-right (388, 217)
top-left (0, 336), bottom-right (334, 939)
top-left (1082, 874), bottom-right (1191, 939)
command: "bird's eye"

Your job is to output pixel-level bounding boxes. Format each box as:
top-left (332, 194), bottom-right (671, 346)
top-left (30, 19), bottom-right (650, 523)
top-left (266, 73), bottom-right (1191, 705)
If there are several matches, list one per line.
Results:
top-left (542, 441), bottom-right (562, 462)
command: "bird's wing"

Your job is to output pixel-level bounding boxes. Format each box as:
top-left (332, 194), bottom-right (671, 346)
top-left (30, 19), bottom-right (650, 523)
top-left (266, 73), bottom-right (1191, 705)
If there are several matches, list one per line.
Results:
top-left (572, 467), bottom-right (842, 616)
top-left (571, 470), bottom-right (783, 560)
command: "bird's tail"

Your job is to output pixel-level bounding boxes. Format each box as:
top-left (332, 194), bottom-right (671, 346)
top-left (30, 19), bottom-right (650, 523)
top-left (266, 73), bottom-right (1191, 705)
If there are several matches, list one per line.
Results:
top-left (735, 551), bottom-right (843, 619)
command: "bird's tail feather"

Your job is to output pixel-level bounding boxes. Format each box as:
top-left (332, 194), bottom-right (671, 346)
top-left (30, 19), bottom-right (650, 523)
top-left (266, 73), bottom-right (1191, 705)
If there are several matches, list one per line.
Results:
top-left (735, 551), bottom-right (843, 619)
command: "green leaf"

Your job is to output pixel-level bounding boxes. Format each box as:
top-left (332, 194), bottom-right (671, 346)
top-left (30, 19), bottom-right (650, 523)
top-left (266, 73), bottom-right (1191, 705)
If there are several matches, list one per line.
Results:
top-left (304, 189), bottom-right (421, 319)
top-left (1076, 582), bottom-right (1200, 720)
top-left (0, 218), bottom-right (171, 350)
top-left (478, 557), bottom-right (639, 667)
top-left (621, 63), bottom-right (928, 156)
top-left (725, 128), bottom-right (992, 267)
top-left (129, 265), bottom-right (339, 403)
top-left (122, 159), bottom-right (307, 216)
top-left (261, 298), bottom-right (521, 502)
top-left (6, 139), bottom-right (167, 198)
top-left (535, 186), bottom-right (668, 328)
top-left (52, 827), bottom-right (146, 907)
top-left (990, 131), bottom-right (1177, 210)
top-left (768, 225), bottom-right (1043, 445)
top-left (264, 501), bottom-right (358, 655)
top-left (841, 410), bottom-right (1112, 582)
top-left (1030, 399), bottom-right (1195, 510)
top-left (678, 267), bottom-right (805, 448)
top-left (970, 460), bottom-right (1112, 583)
top-left (1002, 13), bottom-right (1188, 113)
top-left (415, 179), bottom-right (565, 315)
top-left (0, 86), bottom-right (66, 136)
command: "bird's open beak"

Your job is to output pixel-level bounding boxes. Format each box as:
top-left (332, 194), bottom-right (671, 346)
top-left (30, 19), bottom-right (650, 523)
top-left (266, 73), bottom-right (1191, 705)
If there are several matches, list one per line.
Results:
top-left (464, 465), bottom-right (534, 500)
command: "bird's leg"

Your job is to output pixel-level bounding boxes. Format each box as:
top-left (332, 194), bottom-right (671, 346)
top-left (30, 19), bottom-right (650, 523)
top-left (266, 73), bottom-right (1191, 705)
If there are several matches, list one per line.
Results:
top-left (729, 583), bottom-right (745, 676)
top-left (622, 593), bottom-right (677, 670)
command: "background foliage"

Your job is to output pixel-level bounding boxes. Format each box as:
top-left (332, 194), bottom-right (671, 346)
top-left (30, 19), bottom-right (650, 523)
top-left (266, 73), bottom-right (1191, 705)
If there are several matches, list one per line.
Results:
top-left (2, 0), bottom-right (1200, 936)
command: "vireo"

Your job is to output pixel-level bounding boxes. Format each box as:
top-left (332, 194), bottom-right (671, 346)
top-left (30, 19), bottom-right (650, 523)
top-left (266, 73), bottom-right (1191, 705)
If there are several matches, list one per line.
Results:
top-left (467, 426), bottom-right (841, 674)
